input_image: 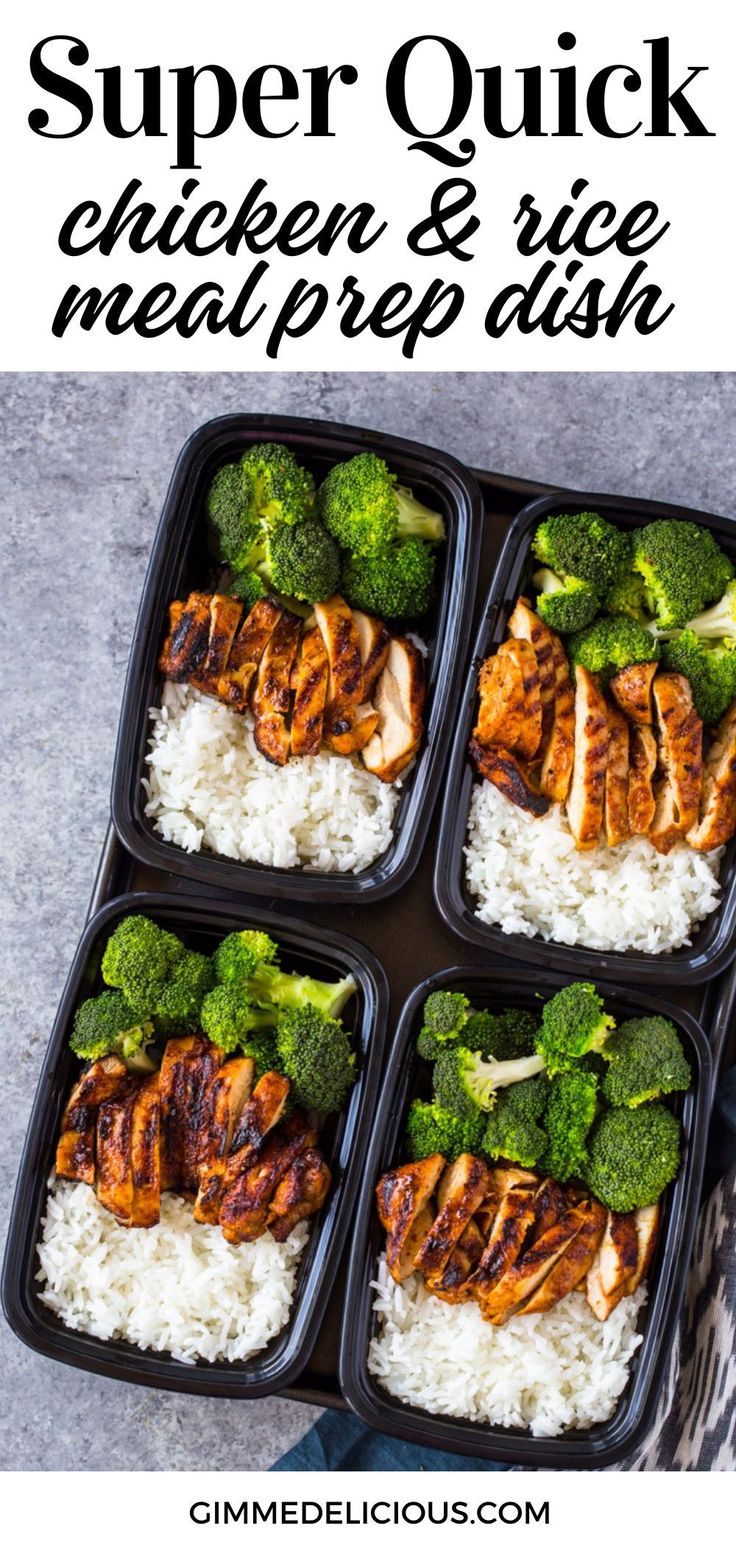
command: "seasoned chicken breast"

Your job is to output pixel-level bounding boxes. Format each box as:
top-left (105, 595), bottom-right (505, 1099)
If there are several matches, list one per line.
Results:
top-left (467, 1186), bottom-right (538, 1316)
top-left (220, 1071), bottom-right (292, 1190)
top-left (649, 673), bottom-right (703, 853)
top-left (610, 661), bottom-right (658, 725)
top-left (158, 600), bottom-right (185, 675)
top-left (586, 1209), bottom-right (640, 1321)
top-left (517, 1199), bottom-right (606, 1316)
top-left (314, 595), bottom-right (364, 710)
top-left (163, 592), bottom-right (213, 682)
top-left (362, 638), bottom-right (425, 783)
top-left (129, 1073), bottom-right (161, 1228)
top-left (507, 598), bottom-right (557, 743)
top-left (604, 708), bottom-right (631, 847)
top-left (353, 610), bottom-right (390, 702)
top-left (95, 1087), bottom-right (138, 1225)
top-left (474, 639), bottom-right (542, 759)
top-left (469, 738), bottom-right (550, 816)
top-left (219, 1113), bottom-right (317, 1246)
top-left (194, 1056), bottom-right (255, 1224)
top-left (195, 594), bottom-right (244, 689)
top-left (268, 1149), bottom-right (333, 1241)
top-left (687, 701), bottom-right (736, 851)
top-left (159, 1035), bottom-right (198, 1192)
top-left (375, 1155), bottom-right (446, 1282)
top-left (218, 596), bottom-right (285, 710)
top-left (628, 724), bottom-right (657, 835)
top-left (290, 626), bottom-right (329, 757)
top-left (627, 1203), bottom-right (660, 1293)
top-left (323, 702), bottom-right (380, 756)
top-left (476, 1203), bottom-right (586, 1325)
top-left (56, 1056), bottom-right (134, 1186)
top-left (252, 609), bottom-right (302, 766)
top-left (567, 666), bottom-right (609, 850)
top-left (427, 1219), bottom-right (487, 1303)
top-left (414, 1154), bottom-right (489, 1283)
top-left (539, 632), bottom-right (576, 803)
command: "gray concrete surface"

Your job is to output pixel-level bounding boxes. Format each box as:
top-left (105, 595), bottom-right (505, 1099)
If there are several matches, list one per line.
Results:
top-left (1, 371), bottom-right (735, 1470)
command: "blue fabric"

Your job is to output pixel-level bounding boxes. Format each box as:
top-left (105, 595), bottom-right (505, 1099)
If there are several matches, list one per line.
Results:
top-left (272, 1068), bottom-right (736, 1472)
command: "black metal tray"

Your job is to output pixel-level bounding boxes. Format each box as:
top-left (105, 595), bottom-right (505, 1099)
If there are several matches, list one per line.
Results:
top-left (339, 967), bottom-right (712, 1468)
top-left (436, 490), bottom-right (736, 985)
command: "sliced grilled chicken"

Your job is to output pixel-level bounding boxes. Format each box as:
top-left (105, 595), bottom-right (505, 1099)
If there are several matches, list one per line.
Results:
top-left (469, 739), bottom-right (550, 817)
top-left (474, 640), bottom-right (542, 759)
top-left (290, 626), bottom-right (329, 757)
top-left (477, 1205), bottom-right (587, 1325)
top-left (517, 1199), bottom-right (606, 1316)
top-left (314, 595), bottom-right (364, 710)
top-left (649, 673), bottom-right (704, 854)
top-left (180, 1038), bottom-right (227, 1196)
top-left (268, 1149), bottom-right (333, 1241)
top-left (586, 1208), bottom-right (638, 1321)
top-left (129, 1074), bottom-right (161, 1228)
top-left (219, 1113), bottom-right (317, 1245)
top-left (252, 609), bottom-right (302, 765)
top-left (56, 1056), bottom-right (134, 1185)
top-left (426, 1218), bottom-right (487, 1304)
top-left (218, 596), bottom-right (285, 710)
top-left (323, 702), bottom-right (380, 756)
top-left (353, 610), bottom-right (390, 702)
top-left (567, 666), bottom-right (609, 849)
top-left (466, 1186), bottom-right (538, 1316)
top-left (628, 725), bottom-right (657, 835)
top-left (502, 639), bottom-right (543, 760)
top-left (220, 1071), bottom-right (292, 1194)
top-left (159, 1035), bottom-right (198, 1192)
top-left (527, 1177), bottom-right (569, 1246)
top-left (194, 1056), bottom-right (255, 1224)
top-left (540, 633), bottom-right (576, 803)
top-left (610, 661), bottom-right (658, 725)
top-left (161, 591), bottom-right (212, 681)
top-left (485, 1166), bottom-right (540, 1202)
top-left (362, 638), bottom-right (425, 783)
top-left (627, 1203), bottom-right (660, 1294)
top-left (507, 598), bottom-right (557, 743)
top-left (604, 708), bottom-right (631, 847)
top-left (375, 1155), bottom-right (446, 1283)
top-left (197, 594), bottom-right (244, 689)
top-left (687, 702), bottom-right (736, 851)
top-left (414, 1154), bottom-right (489, 1283)
top-left (158, 600), bottom-right (185, 675)
top-left (96, 1087), bottom-right (138, 1225)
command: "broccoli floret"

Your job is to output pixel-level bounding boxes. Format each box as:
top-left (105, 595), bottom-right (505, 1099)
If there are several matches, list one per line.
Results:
top-left (252, 520), bottom-right (340, 604)
top-left (584, 1104), bottom-right (681, 1210)
top-left (433, 1044), bottom-right (546, 1117)
top-left (417, 991), bottom-right (471, 1060)
top-left (101, 914), bottom-right (184, 1017)
top-left (276, 1003), bottom-right (356, 1113)
top-left (566, 617), bottom-right (660, 684)
top-left (206, 461), bottom-right (262, 568)
top-left (542, 1070), bottom-right (599, 1182)
top-left (200, 985), bottom-right (277, 1054)
top-left (631, 520), bottom-right (734, 631)
top-left (405, 1099), bottom-right (485, 1162)
top-left (605, 569), bottom-right (650, 624)
top-left (481, 1079), bottom-right (549, 1169)
top-left (532, 512), bottom-right (631, 593)
top-left (156, 950), bottom-right (215, 1028)
top-left (341, 538), bottom-right (436, 620)
top-left (214, 929), bottom-right (280, 985)
top-left (69, 990), bottom-right (156, 1070)
top-left (240, 442), bottom-right (315, 527)
top-left (602, 1016), bottom-right (691, 1109)
top-left (214, 930), bottom-right (356, 1020)
top-left (535, 982), bottom-right (615, 1075)
top-left (661, 631), bottom-right (736, 725)
top-left (682, 579), bottom-right (736, 642)
top-left (458, 1008), bottom-right (539, 1060)
top-left (228, 569), bottom-right (268, 609)
top-left (318, 452), bottom-right (444, 556)
top-left (533, 569), bottom-right (600, 633)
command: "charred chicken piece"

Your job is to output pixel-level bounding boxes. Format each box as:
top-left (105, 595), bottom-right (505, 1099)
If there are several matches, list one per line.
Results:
top-left (353, 610), bottom-right (390, 702)
top-left (466, 1186), bottom-right (538, 1316)
top-left (426, 1217), bottom-right (487, 1304)
top-left (218, 596), bottom-right (286, 710)
top-left (268, 1149), bottom-right (333, 1241)
top-left (220, 1071), bottom-right (292, 1193)
top-left (539, 632), bottom-right (576, 803)
top-left (517, 1198), bottom-right (606, 1316)
top-left (219, 1112), bottom-right (317, 1246)
top-left (290, 626), bottom-right (329, 757)
top-left (323, 703), bottom-right (380, 756)
top-left (194, 1056), bottom-right (255, 1224)
top-left (362, 638), bottom-right (425, 783)
top-left (604, 707), bottom-right (631, 847)
top-left (161, 592), bottom-right (213, 683)
top-left (96, 1087), bottom-right (139, 1225)
top-left (469, 739), bottom-right (550, 817)
top-left (474, 639), bottom-right (542, 760)
top-left (314, 596), bottom-right (364, 710)
top-left (56, 1056), bottom-right (135, 1186)
top-left (414, 1154), bottom-right (489, 1284)
top-left (158, 600), bottom-right (185, 675)
top-left (687, 701), bottom-right (736, 852)
top-left (197, 594), bottom-right (244, 689)
top-left (159, 1035), bottom-right (225, 1194)
top-left (567, 666), bottom-right (609, 850)
top-left (649, 673), bottom-right (703, 854)
top-left (129, 1073), bottom-right (161, 1228)
top-left (586, 1209), bottom-right (639, 1321)
top-left (628, 724), bottom-right (658, 835)
top-left (252, 609), bottom-right (302, 766)
top-left (627, 1203), bottom-right (660, 1294)
top-left (375, 1155), bottom-right (446, 1283)
top-left (507, 597), bottom-right (557, 743)
top-left (610, 661), bottom-right (658, 726)
top-left (476, 1201), bottom-right (588, 1325)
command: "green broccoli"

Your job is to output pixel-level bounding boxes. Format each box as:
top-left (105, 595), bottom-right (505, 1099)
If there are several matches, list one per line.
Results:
top-left (481, 1078), bottom-right (549, 1169)
top-left (276, 1003), bottom-right (356, 1113)
top-left (101, 914), bottom-right (184, 1017)
top-left (69, 990), bottom-right (156, 1070)
top-left (532, 512), bottom-right (631, 593)
top-left (602, 1016), bottom-right (691, 1109)
top-left (533, 569), bottom-right (600, 633)
top-left (405, 1099), bottom-right (485, 1163)
top-left (228, 569), bottom-right (268, 609)
top-left (318, 451), bottom-right (444, 556)
top-left (681, 579), bottom-right (736, 642)
top-left (156, 950), bottom-right (215, 1028)
top-left (340, 538), bottom-right (437, 620)
top-left (200, 984), bottom-right (277, 1054)
top-left (252, 520), bottom-right (340, 604)
top-left (535, 982), bottom-right (615, 1075)
top-left (631, 520), bottom-right (734, 631)
top-left (458, 1008), bottom-right (539, 1060)
top-left (604, 568), bottom-right (650, 624)
top-left (433, 1043), bottom-right (546, 1118)
top-left (416, 991), bottom-right (471, 1058)
top-left (661, 631), bottom-right (736, 725)
top-left (566, 617), bottom-right (660, 684)
top-left (239, 442), bottom-right (315, 527)
top-left (584, 1104), bottom-right (681, 1210)
top-left (214, 929), bottom-right (281, 985)
top-left (213, 928), bottom-right (356, 1018)
top-left (206, 461), bottom-right (261, 569)
top-left (542, 1069), bottom-right (599, 1182)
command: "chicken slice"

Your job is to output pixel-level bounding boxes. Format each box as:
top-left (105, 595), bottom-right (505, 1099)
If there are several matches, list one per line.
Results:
top-left (290, 626), bottom-right (329, 757)
top-left (323, 702), bottom-right (380, 756)
top-left (180, 1037), bottom-right (227, 1196)
top-left (567, 666), bottom-right (609, 849)
top-left (217, 596), bottom-right (285, 710)
top-left (219, 1113), bottom-right (317, 1245)
top-left (649, 673), bottom-right (704, 853)
top-left (604, 708), bottom-right (631, 847)
top-left (687, 702), bottom-right (736, 851)
top-left (477, 1204), bottom-right (587, 1325)
top-left (503, 639), bottom-right (543, 759)
top-left (599, 1210), bottom-right (639, 1297)
top-left (466, 1187), bottom-right (538, 1315)
top-left (474, 640), bottom-right (542, 759)
top-left (353, 610), bottom-right (390, 702)
top-left (197, 594), bottom-right (244, 688)
top-left (95, 1087), bottom-right (138, 1225)
top-left (627, 1203), bottom-right (660, 1294)
top-left (507, 597), bottom-right (557, 743)
top-left (158, 1035), bottom-right (197, 1192)
top-left (129, 1074), bottom-right (161, 1228)
top-left (314, 595), bottom-right (364, 710)
top-left (158, 600), bottom-right (185, 675)
top-left (414, 1154), bottom-right (489, 1283)
top-left (375, 1155), bottom-right (446, 1282)
top-left (362, 638), bottom-right (426, 783)
top-left (194, 1056), bottom-right (255, 1224)
top-left (56, 1055), bottom-right (134, 1185)
top-left (161, 592), bottom-right (212, 682)
top-left (469, 739), bottom-right (551, 817)
top-left (220, 1071), bottom-right (292, 1190)
top-left (610, 661), bottom-right (658, 725)
top-left (517, 1199), bottom-right (606, 1316)
top-left (628, 725), bottom-right (657, 835)
top-left (527, 1177), bottom-right (569, 1246)
top-left (268, 1149), bottom-right (333, 1241)
top-left (252, 609), bottom-right (302, 765)
top-left (540, 633), bottom-right (576, 803)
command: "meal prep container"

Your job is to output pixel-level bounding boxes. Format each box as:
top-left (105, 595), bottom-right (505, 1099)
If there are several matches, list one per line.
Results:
top-left (110, 413), bottom-right (482, 903)
top-left (1, 891), bottom-right (388, 1399)
top-left (435, 491), bottom-right (736, 985)
top-left (339, 965), bottom-right (713, 1468)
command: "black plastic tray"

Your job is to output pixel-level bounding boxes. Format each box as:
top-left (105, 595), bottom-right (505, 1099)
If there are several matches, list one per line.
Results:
top-left (436, 490), bottom-right (736, 985)
top-left (1, 892), bottom-right (388, 1399)
top-left (110, 413), bottom-right (483, 905)
top-left (340, 966), bottom-right (712, 1468)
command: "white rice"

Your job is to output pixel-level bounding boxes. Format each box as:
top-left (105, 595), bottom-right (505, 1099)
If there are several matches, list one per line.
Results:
top-left (36, 1179), bottom-right (308, 1365)
top-left (465, 781), bottom-right (722, 954)
top-left (368, 1254), bottom-right (646, 1437)
top-left (143, 683), bottom-right (400, 872)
